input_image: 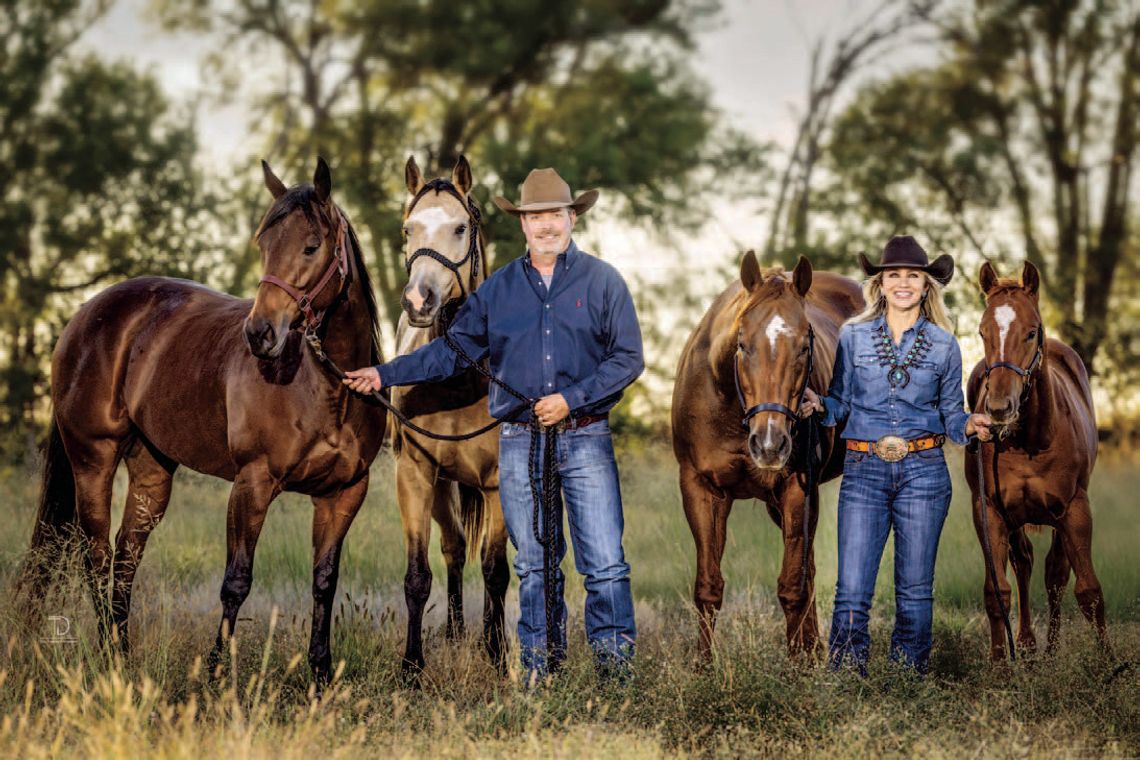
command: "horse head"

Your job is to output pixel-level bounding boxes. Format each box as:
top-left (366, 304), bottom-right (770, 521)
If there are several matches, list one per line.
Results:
top-left (733, 252), bottom-right (815, 470)
top-left (400, 155), bottom-right (484, 328)
top-left (978, 260), bottom-right (1044, 430)
top-left (246, 158), bottom-right (350, 359)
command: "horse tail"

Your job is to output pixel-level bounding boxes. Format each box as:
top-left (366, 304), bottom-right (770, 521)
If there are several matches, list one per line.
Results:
top-left (458, 483), bottom-right (485, 562)
top-left (19, 418), bottom-right (78, 595)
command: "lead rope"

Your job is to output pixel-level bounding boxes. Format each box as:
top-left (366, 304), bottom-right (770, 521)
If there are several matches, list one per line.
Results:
top-left (973, 438), bottom-right (1017, 662)
top-left (307, 327), bottom-right (563, 671)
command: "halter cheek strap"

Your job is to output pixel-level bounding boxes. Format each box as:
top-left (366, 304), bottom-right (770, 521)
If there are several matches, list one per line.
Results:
top-left (259, 210), bottom-right (350, 331)
top-left (403, 179), bottom-right (483, 304)
top-left (735, 326), bottom-right (815, 428)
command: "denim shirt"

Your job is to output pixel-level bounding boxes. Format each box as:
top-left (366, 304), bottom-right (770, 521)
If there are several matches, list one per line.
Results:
top-left (377, 240), bottom-right (644, 421)
top-left (820, 315), bottom-right (971, 445)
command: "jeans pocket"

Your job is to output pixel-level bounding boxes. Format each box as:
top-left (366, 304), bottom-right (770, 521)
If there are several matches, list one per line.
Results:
top-left (500, 421), bottom-right (532, 439)
top-left (569, 419), bottom-right (611, 437)
top-left (844, 448), bottom-right (868, 467)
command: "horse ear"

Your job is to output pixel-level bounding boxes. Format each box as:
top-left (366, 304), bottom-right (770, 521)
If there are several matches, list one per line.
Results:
top-left (792, 254), bottom-right (813, 297)
top-left (314, 156), bottom-right (332, 203)
top-left (405, 156), bottom-right (424, 195)
top-left (1021, 260), bottom-right (1040, 297)
top-left (979, 261), bottom-right (999, 295)
top-left (452, 154), bottom-right (473, 195)
top-left (262, 160), bottom-right (287, 199)
top-left (740, 250), bottom-right (761, 292)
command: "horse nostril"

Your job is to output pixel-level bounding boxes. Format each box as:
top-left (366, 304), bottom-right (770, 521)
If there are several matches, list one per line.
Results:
top-left (419, 286), bottom-right (436, 312)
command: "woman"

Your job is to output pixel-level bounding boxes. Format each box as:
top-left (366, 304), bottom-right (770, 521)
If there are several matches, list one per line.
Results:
top-left (800, 236), bottom-right (992, 676)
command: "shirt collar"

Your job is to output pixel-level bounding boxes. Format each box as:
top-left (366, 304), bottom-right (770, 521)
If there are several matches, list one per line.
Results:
top-left (872, 313), bottom-right (927, 335)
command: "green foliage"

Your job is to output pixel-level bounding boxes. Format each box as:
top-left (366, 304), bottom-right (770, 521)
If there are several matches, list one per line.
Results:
top-left (1, 0), bottom-right (225, 459)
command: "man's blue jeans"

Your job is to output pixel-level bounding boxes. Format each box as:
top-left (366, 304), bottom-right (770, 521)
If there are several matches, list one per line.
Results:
top-left (498, 419), bottom-right (636, 678)
top-left (828, 446), bottom-right (952, 675)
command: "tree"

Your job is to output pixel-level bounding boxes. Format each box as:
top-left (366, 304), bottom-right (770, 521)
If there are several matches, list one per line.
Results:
top-left (2, 0), bottom-right (221, 458)
top-left (824, 0), bottom-right (1139, 372)
top-left (152, 0), bottom-right (762, 331)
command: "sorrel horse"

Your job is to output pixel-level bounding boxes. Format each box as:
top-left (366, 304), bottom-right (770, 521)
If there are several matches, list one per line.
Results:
top-left (966, 261), bottom-right (1107, 659)
top-left (23, 158), bottom-right (386, 683)
top-left (672, 253), bottom-right (862, 657)
top-left (391, 156), bottom-right (509, 677)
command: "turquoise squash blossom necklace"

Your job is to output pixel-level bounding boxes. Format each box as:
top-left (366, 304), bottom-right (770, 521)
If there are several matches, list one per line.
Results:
top-left (874, 323), bottom-right (932, 388)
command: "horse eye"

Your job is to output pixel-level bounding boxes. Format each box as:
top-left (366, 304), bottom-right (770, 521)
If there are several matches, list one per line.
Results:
top-left (303, 245), bottom-right (319, 256)
top-left (455, 224), bottom-right (466, 236)
top-left (1026, 329), bottom-right (1037, 340)
top-left (401, 226), bottom-right (410, 237)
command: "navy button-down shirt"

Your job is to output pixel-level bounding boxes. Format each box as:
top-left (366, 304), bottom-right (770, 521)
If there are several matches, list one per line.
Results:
top-left (377, 240), bottom-right (645, 421)
top-left (820, 314), bottom-right (971, 445)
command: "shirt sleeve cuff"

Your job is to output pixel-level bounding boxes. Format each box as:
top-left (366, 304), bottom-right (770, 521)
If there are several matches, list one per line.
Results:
top-left (560, 385), bottom-right (587, 411)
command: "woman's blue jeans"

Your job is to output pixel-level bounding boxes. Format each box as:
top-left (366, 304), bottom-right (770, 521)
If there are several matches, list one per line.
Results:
top-left (828, 445), bottom-right (952, 675)
top-left (498, 420), bottom-right (636, 679)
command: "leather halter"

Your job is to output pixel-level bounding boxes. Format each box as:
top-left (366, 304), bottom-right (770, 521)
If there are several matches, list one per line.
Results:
top-left (403, 178), bottom-right (483, 304)
top-left (734, 324), bottom-right (815, 429)
top-left (983, 322), bottom-right (1044, 405)
top-left (259, 208), bottom-right (350, 332)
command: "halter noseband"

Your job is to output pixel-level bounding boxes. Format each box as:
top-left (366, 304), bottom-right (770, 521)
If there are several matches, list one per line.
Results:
top-left (983, 323), bottom-right (1044, 403)
top-left (403, 178), bottom-right (483, 304)
top-left (259, 208), bottom-right (350, 332)
top-left (735, 324), bottom-right (815, 429)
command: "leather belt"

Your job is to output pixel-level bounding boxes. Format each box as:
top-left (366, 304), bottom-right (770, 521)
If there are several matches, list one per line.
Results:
top-left (847, 434), bottom-right (945, 462)
top-left (554, 413), bottom-right (607, 432)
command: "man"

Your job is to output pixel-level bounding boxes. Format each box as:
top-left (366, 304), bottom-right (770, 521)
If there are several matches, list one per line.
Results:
top-left (344, 167), bottom-right (644, 681)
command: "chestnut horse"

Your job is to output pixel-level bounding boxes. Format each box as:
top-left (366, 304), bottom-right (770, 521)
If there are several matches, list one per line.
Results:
top-left (673, 253), bottom-right (862, 657)
top-left (391, 156), bottom-right (509, 678)
top-left (966, 261), bottom-right (1107, 660)
top-left (23, 158), bottom-right (386, 683)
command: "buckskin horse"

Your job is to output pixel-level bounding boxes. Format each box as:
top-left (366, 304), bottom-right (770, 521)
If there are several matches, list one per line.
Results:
top-left (672, 253), bottom-right (862, 657)
top-left (22, 158), bottom-right (386, 684)
top-left (391, 156), bottom-right (509, 678)
top-left (966, 261), bottom-right (1108, 660)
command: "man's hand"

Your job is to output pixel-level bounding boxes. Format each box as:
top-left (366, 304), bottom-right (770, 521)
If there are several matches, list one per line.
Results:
top-left (966, 413), bottom-right (994, 442)
top-left (343, 366), bottom-right (381, 394)
top-left (799, 387), bottom-right (824, 417)
top-left (534, 393), bottom-right (570, 427)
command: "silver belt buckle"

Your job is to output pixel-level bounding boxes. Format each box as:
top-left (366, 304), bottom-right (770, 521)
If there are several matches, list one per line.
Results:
top-left (872, 435), bottom-right (908, 462)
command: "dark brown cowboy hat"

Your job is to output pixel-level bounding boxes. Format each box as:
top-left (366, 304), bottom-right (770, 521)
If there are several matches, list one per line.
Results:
top-left (858, 235), bottom-right (955, 286)
top-left (493, 168), bottom-right (599, 217)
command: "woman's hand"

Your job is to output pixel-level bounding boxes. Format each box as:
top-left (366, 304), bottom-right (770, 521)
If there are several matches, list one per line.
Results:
top-left (343, 366), bottom-right (381, 394)
top-left (965, 413), bottom-right (994, 442)
top-left (799, 387), bottom-right (824, 417)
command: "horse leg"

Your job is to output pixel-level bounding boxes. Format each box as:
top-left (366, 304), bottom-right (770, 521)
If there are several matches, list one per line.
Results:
top-left (67, 436), bottom-right (120, 647)
top-left (208, 465), bottom-right (278, 674)
top-left (680, 462), bottom-right (732, 661)
top-left (774, 483), bottom-right (820, 657)
top-left (111, 438), bottom-right (176, 653)
top-left (397, 461), bottom-right (439, 681)
top-left (972, 495), bottom-right (1014, 662)
top-left (1057, 490), bottom-right (1110, 653)
top-left (1043, 528), bottom-right (1071, 655)
top-left (480, 487), bottom-right (510, 672)
top-left (308, 474), bottom-right (368, 686)
top-left (1008, 526), bottom-right (1037, 654)
top-left (432, 481), bottom-right (467, 640)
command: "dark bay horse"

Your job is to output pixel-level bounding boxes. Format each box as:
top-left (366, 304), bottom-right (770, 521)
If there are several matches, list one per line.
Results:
top-left (23, 158), bottom-right (386, 683)
top-left (672, 253), bottom-right (863, 657)
top-left (391, 155), bottom-right (509, 678)
top-left (966, 261), bottom-right (1107, 660)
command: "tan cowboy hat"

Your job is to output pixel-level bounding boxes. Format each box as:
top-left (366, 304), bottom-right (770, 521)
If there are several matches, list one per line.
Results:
top-left (493, 168), bottom-right (599, 217)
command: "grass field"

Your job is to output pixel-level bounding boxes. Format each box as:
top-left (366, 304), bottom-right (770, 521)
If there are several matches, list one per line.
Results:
top-left (1, 444), bottom-right (1137, 757)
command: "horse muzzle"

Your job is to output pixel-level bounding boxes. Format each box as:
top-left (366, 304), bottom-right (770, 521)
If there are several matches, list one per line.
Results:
top-left (244, 315), bottom-right (290, 359)
top-left (748, 424), bottom-right (793, 470)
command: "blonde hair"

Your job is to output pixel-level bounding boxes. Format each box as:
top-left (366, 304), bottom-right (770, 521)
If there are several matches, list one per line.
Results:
top-left (847, 271), bottom-right (954, 332)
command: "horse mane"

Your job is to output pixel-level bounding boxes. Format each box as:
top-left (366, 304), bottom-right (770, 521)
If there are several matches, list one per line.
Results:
top-left (985, 278), bottom-right (1029, 299)
top-left (256, 184), bottom-right (382, 365)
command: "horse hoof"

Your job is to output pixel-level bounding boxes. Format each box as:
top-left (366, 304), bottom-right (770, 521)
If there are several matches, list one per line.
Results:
top-left (400, 658), bottom-right (425, 688)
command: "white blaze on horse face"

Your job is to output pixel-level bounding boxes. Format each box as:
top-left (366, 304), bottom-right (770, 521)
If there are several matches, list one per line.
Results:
top-left (407, 205), bottom-right (461, 241)
top-left (763, 418), bottom-right (777, 450)
top-left (995, 304), bottom-right (1017, 360)
top-left (765, 314), bottom-right (794, 359)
